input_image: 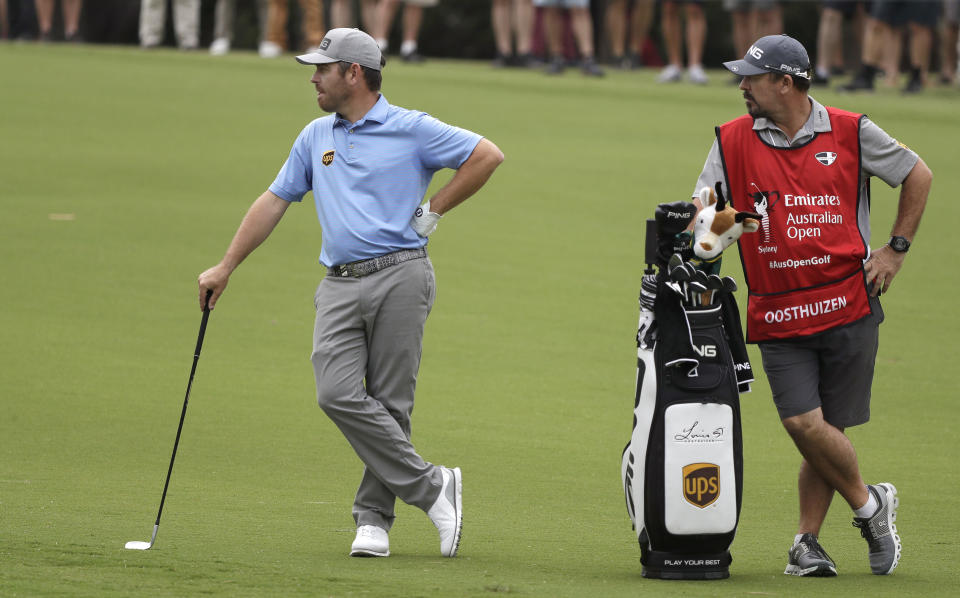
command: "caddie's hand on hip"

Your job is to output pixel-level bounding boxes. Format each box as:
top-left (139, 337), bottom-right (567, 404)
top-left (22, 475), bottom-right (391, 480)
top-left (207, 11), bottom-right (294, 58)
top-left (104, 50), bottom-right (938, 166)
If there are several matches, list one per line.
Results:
top-left (864, 245), bottom-right (905, 297)
top-left (197, 264), bottom-right (231, 310)
top-left (410, 200), bottom-right (442, 237)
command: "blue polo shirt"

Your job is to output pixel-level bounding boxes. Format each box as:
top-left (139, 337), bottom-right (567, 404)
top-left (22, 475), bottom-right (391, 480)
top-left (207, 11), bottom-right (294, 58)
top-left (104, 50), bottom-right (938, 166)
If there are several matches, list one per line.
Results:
top-left (269, 95), bottom-right (483, 267)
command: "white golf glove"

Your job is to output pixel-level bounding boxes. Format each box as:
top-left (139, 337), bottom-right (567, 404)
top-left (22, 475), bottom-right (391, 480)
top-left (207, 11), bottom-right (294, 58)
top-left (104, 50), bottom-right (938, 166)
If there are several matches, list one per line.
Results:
top-left (411, 200), bottom-right (442, 237)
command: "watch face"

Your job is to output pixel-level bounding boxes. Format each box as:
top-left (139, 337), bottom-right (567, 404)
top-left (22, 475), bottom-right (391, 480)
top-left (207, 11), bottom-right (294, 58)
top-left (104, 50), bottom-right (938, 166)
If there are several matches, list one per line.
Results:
top-left (890, 237), bottom-right (910, 252)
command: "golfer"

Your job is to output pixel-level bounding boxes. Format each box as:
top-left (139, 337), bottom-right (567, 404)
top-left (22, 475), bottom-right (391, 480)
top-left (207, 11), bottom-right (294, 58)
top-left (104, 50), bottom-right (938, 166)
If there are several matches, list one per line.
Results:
top-left (197, 28), bottom-right (503, 558)
top-left (692, 35), bottom-right (931, 576)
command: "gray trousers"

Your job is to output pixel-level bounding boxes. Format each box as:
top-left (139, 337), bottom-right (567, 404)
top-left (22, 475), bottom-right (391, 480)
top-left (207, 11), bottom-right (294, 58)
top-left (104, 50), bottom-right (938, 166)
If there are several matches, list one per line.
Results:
top-left (312, 257), bottom-right (442, 530)
top-left (139, 0), bottom-right (200, 48)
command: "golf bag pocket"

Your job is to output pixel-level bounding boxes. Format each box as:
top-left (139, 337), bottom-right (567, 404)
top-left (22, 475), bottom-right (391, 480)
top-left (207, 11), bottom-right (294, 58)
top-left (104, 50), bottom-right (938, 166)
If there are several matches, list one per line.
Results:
top-left (663, 402), bottom-right (737, 535)
top-left (666, 364), bottom-right (724, 392)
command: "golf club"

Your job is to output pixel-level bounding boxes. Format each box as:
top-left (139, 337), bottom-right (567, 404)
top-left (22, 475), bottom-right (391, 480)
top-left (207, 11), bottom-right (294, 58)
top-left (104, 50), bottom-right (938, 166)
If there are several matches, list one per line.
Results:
top-left (668, 254), bottom-right (690, 281)
top-left (691, 269), bottom-right (709, 287)
top-left (125, 290), bottom-right (213, 551)
top-left (705, 275), bottom-right (723, 306)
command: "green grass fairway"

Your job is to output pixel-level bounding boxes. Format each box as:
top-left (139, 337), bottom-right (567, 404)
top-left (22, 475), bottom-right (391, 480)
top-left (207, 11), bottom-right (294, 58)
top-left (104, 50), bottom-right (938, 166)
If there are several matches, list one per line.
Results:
top-left (1, 42), bottom-right (958, 597)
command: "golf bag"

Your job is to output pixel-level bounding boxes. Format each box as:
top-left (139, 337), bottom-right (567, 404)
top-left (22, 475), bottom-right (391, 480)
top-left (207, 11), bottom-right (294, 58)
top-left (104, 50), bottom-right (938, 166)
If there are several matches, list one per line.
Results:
top-left (621, 213), bottom-right (752, 580)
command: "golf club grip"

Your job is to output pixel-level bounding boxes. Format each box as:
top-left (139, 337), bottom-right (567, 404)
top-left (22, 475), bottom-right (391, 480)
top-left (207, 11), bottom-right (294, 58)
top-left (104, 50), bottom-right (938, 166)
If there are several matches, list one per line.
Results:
top-left (645, 219), bottom-right (658, 267)
top-left (195, 291), bottom-right (213, 357)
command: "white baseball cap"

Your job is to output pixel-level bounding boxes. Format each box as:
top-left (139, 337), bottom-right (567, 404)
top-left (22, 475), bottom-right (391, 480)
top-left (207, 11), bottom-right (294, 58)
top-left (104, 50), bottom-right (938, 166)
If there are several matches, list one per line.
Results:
top-left (296, 28), bottom-right (384, 71)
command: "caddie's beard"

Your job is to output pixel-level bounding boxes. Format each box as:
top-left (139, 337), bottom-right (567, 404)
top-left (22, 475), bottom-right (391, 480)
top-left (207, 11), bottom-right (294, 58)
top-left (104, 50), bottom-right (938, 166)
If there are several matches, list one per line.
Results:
top-left (744, 93), bottom-right (772, 120)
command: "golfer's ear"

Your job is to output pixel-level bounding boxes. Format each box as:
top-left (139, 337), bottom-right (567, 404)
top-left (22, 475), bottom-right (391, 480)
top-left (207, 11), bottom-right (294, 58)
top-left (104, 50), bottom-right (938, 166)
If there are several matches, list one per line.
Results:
top-left (348, 63), bottom-right (363, 82)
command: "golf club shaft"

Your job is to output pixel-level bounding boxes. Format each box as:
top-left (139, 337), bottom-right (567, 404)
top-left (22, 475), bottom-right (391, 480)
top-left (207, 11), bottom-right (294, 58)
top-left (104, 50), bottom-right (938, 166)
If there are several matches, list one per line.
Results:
top-left (153, 291), bottom-right (213, 528)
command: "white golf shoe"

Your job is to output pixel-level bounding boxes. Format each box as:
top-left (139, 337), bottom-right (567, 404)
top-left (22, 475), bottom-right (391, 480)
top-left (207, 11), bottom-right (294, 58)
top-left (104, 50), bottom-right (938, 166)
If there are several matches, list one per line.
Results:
top-left (688, 64), bottom-right (709, 85)
top-left (657, 64), bottom-right (682, 83)
top-left (350, 525), bottom-right (389, 557)
top-left (209, 38), bottom-right (230, 56)
top-left (427, 466), bottom-right (462, 557)
top-left (258, 41), bottom-right (282, 58)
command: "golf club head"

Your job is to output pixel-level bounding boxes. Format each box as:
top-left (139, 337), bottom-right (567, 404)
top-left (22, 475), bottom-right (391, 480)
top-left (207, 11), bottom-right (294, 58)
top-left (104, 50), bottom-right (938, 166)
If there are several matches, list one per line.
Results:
top-left (670, 262), bottom-right (691, 282)
top-left (707, 274), bottom-right (723, 290)
top-left (692, 270), bottom-right (709, 286)
top-left (721, 276), bottom-right (738, 293)
top-left (125, 524), bottom-right (159, 550)
top-left (667, 254), bottom-right (690, 282)
top-left (666, 281), bottom-right (685, 297)
top-left (689, 281), bottom-right (708, 294)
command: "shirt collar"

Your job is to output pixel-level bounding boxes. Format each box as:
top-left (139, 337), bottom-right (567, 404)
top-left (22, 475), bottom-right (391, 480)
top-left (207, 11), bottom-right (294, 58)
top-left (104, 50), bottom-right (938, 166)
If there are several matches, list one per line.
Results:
top-left (334, 94), bottom-right (389, 129)
top-left (751, 96), bottom-right (832, 139)
top-left (806, 97), bottom-right (832, 133)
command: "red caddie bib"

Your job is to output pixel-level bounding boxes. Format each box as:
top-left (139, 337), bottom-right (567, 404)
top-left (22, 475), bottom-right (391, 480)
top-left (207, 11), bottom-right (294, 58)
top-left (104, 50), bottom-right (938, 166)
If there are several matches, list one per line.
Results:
top-left (716, 108), bottom-right (872, 342)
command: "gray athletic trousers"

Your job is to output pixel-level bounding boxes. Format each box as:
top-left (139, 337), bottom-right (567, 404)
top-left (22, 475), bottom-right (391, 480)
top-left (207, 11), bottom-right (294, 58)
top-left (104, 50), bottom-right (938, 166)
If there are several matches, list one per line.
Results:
top-left (312, 255), bottom-right (442, 530)
top-left (139, 0), bottom-right (200, 48)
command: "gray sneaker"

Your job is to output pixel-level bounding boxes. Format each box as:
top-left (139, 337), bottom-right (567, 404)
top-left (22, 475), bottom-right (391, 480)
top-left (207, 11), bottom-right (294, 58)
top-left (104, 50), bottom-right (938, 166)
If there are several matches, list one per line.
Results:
top-left (853, 483), bottom-right (901, 574)
top-left (785, 533), bottom-right (838, 577)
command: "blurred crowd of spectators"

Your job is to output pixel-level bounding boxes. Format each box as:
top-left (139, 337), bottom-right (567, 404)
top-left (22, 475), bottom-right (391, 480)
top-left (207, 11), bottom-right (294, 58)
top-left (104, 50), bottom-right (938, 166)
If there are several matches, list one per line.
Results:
top-left (1, 1), bottom-right (957, 91)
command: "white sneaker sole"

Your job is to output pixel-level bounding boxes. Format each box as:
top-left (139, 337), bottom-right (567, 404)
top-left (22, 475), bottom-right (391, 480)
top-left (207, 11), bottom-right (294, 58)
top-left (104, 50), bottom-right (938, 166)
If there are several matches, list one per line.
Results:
top-left (449, 467), bottom-right (463, 557)
top-left (784, 563), bottom-right (837, 577)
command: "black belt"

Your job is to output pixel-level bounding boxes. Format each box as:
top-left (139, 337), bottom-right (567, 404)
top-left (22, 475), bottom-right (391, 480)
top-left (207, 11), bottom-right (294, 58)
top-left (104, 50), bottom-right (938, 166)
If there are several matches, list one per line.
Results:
top-left (327, 247), bottom-right (427, 278)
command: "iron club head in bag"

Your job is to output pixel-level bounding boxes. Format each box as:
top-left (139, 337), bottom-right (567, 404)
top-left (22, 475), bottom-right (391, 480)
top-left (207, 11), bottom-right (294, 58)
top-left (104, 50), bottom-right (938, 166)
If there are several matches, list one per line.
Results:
top-left (668, 254), bottom-right (691, 281)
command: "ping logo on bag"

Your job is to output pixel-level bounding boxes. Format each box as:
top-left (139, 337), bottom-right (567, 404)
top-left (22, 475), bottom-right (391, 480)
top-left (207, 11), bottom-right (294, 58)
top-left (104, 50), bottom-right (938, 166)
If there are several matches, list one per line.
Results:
top-left (322, 150), bottom-right (335, 166)
top-left (692, 344), bottom-right (717, 358)
top-left (682, 463), bottom-right (720, 508)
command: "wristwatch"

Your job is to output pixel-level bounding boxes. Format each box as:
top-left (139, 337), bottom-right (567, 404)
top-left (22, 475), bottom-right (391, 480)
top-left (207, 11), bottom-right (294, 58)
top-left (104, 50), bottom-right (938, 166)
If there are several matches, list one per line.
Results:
top-left (888, 236), bottom-right (911, 253)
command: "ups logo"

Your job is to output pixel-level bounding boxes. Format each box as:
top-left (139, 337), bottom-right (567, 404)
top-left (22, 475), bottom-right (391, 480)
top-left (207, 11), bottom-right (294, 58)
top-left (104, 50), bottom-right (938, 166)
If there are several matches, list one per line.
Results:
top-left (322, 150), bottom-right (335, 166)
top-left (682, 463), bottom-right (720, 508)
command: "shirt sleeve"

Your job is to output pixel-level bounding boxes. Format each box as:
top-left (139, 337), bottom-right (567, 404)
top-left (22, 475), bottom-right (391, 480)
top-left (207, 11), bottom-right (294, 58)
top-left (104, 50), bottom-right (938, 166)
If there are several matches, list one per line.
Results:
top-left (859, 117), bottom-right (919, 188)
top-left (268, 123), bottom-right (315, 203)
top-left (413, 113), bottom-right (483, 170)
top-left (693, 139), bottom-right (727, 201)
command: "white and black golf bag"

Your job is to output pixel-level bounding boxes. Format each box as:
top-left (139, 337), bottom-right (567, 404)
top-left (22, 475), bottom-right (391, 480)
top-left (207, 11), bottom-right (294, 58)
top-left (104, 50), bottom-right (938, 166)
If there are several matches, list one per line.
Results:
top-left (621, 214), bottom-right (752, 580)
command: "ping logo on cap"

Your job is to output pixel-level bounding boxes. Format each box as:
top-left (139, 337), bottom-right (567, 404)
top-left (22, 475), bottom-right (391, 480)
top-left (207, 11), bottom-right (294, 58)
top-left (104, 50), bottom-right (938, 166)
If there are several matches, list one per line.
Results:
top-left (319, 38), bottom-right (331, 50)
top-left (815, 151), bottom-right (837, 166)
top-left (322, 150), bottom-right (335, 166)
top-left (682, 463), bottom-right (720, 508)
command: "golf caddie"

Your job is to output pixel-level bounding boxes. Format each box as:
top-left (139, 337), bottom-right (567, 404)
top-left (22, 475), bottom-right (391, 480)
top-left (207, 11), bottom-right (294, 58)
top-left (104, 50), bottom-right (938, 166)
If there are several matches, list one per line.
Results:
top-left (692, 35), bottom-right (931, 576)
top-left (197, 28), bottom-right (503, 558)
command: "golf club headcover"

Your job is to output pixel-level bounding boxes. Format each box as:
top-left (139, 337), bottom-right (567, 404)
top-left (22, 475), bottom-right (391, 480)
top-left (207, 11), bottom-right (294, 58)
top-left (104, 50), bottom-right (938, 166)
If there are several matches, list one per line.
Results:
top-left (411, 200), bottom-right (442, 237)
top-left (655, 202), bottom-right (697, 265)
